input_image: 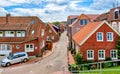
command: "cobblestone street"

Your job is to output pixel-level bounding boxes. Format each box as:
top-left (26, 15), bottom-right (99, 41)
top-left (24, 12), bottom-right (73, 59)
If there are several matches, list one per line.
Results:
top-left (2, 31), bottom-right (69, 74)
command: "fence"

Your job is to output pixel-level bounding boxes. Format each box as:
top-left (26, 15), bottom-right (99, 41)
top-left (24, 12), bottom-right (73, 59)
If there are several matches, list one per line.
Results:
top-left (69, 60), bottom-right (120, 74)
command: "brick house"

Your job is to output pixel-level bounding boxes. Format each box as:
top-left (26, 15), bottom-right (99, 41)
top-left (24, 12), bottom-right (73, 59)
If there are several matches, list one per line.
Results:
top-left (46, 23), bottom-right (59, 42)
top-left (67, 14), bottom-right (99, 36)
top-left (96, 6), bottom-right (120, 33)
top-left (0, 14), bottom-right (46, 56)
top-left (67, 14), bottom-right (99, 48)
top-left (59, 22), bottom-right (66, 33)
top-left (72, 21), bottom-right (119, 61)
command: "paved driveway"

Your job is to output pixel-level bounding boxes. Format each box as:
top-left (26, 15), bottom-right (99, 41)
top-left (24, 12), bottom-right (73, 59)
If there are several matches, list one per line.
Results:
top-left (2, 31), bottom-right (69, 74)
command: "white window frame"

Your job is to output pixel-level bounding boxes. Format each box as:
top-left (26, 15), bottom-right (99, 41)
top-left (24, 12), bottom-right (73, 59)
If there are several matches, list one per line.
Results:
top-left (49, 29), bottom-right (52, 33)
top-left (41, 29), bottom-right (44, 37)
top-left (16, 31), bottom-right (25, 37)
top-left (98, 50), bottom-right (105, 60)
top-left (110, 50), bottom-right (117, 60)
top-left (25, 44), bottom-right (34, 52)
top-left (97, 32), bottom-right (103, 42)
top-left (5, 31), bottom-right (15, 37)
top-left (87, 50), bottom-right (94, 60)
top-left (52, 36), bottom-right (54, 40)
top-left (41, 40), bottom-right (45, 48)
top-left (107, 32), bottom-right (113, 41)
top-left (0, 31), bottom-right (3, 37)
top-left (46, 36), bottom-right (50, 41)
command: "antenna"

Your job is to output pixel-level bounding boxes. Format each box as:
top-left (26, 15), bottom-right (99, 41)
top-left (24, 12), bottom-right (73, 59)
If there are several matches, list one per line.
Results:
top-left (113, 2), bottom-right (115, 8)
top-left (117, 0), bottom-right (119, 7)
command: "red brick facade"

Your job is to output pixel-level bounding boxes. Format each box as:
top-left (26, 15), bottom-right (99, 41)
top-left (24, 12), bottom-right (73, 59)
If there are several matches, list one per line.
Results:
top-left (80, 23), bottom-right (118, 61)
top-left (73, 21), bottom-right (119, 61)
top-left (46, 23), bottom-right (59, 42)
top-left (0, 14), bottom-right (46, 56)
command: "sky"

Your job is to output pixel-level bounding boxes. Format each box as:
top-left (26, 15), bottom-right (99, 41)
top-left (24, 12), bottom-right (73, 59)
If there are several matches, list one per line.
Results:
top-left (0, 0), bottom-right (120, 22)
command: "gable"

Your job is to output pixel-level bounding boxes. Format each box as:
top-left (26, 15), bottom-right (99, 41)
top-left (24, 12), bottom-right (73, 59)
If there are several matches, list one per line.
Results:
top-left (73, 21), bottom-right (120, 46)
top-left (78, 14), bottom-right (90, 20)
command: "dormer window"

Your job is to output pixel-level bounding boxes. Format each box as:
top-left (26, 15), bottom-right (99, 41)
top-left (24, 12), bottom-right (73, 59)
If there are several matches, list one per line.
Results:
top-left (31, 19), bottom-right (35, 24)
top-left (71, 18), bottom-right (77, 24)
top-left (16, 31), bottom-right (25, 37)
top-left (114, 9), bottom-right (119, 19)
top-left (5, 31), bottom-right (14, 37)
top-left (80, 19), bottom-right (89, 25)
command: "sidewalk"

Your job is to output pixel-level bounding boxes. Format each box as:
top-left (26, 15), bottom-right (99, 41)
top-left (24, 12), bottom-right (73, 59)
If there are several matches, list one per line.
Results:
top-left (26, 42), bottom-right (57, 64)
top-left (68, 51), bottom-right (75, 65)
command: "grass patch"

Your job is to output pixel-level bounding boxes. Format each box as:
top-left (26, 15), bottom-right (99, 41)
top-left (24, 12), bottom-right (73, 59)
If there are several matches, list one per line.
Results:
top-left (78, 66), bottom-right (120, 74)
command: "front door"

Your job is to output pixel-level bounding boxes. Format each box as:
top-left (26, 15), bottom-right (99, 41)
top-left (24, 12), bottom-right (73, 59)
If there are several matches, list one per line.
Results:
top-left (0, 44), bottom-right (12, 55)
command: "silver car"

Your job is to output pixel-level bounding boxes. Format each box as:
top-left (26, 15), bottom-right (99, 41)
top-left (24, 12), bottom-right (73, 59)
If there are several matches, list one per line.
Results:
top-left (1, 52), bottom-right (29, 67)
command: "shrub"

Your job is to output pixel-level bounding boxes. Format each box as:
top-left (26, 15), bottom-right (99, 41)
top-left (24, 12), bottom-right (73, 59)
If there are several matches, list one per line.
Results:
top-left (74, 52), bottom-right (84, 65)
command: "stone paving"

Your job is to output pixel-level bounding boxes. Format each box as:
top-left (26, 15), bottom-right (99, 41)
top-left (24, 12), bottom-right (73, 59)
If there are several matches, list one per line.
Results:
top-left (1, 31), bottom-right (69, 74)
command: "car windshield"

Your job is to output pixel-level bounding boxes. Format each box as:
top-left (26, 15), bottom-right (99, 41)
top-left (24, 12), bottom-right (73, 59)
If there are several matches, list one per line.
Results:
top-left (7, 54), bottom-right (13, 60)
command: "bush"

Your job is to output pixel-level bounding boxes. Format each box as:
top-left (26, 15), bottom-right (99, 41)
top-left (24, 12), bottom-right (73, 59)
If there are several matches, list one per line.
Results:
top-left (74, 52), bottom-right (84, 64)
top-left (69, 64), bottom-right (82, 73)
top-left (105, 57), bottom-right (111, 61)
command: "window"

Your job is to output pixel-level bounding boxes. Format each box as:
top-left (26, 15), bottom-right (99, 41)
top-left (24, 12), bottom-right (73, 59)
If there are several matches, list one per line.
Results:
top-left (49, 29), bottom-right (52, 33)
top-left (0, 44), bottom-right (12, 51)
top-left (46, 36), bottom-right (50, 41)
top-left (87, 50), bottom-right (94, 60)
top-left (98, 50), bottom-right (105, 60)
top-left (97, 32), bottom-right (103, 41)
top-left (16, 45), bottom-right (20, 49)
top-left (5, 31), bottom-right (14, 37)
top-left (71, 18), bottom-right (77, 24)
top-left (80, 20), bottom-right (83, 25)
top-left (0, 31), bottom-right (3, 37)
top-left (31, 19), bottom-right (35, 24)
top-left (114, 9), bottom-right (119, 19)
top-left (41, 40), bottom-right (45, 48)
top-left (41, 29), bottom-right (44, 37)
top-left (107, 32), bottom-right (113, 41)
top-left (111, 50), bottom-right (117, 59)
top-left (16, 31), bottom-right (25, 37)
top-left (52, 36), bottom-right (54, 40)
top-left (25, 44), bottom-right (34, 52)
top-left (31, 30), bottom-right (35, 35)
top-left (80, 19), bottom-right (89, 25)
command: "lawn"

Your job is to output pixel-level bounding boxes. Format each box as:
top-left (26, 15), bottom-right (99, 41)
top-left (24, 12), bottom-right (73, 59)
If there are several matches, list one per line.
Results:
top-left (78, 66), bottom-right (120, 74)
top-left (71, 66), bottom-right (120, 74)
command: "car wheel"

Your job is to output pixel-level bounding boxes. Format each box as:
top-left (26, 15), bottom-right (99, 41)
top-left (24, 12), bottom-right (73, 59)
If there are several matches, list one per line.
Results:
top-left (23, 58), bottom-right (28, 62)
top-left (6, 62), bottom-right (11, 67)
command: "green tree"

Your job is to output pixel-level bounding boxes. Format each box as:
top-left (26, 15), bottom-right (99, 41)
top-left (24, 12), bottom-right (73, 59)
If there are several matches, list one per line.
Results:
top-left (116, 37), bottom-right (120, 59)
top-left (53, 21), bottom-right (60, 26)
top-left (74, 52), bottom-right (83, 65)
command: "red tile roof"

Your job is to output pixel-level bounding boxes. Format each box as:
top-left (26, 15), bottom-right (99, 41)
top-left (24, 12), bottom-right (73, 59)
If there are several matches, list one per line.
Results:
top-left (68, 15), bottom-right (78, 19)
top-left (72, 21), bottom-right (102, 45)
top-left (0, 15), bottom-right (45, 43)
top-left (87, 14), bottom-right (99, 21)
top-left (73, 21), bottom-right (120, 45)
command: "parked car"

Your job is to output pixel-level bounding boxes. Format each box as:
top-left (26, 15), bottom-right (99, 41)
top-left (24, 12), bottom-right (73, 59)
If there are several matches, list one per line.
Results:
top-left (1, 52), bottom-right (29, 67)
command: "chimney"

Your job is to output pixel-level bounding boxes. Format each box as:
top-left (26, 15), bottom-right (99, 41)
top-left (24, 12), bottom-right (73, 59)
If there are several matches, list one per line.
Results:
top-left (6, 13), bottom-right (10, 23)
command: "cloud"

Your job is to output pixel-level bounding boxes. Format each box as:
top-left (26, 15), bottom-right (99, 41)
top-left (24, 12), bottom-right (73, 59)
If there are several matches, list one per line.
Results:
top-left (0, 0), bottom-right (119, 22)
top-left (0, 7), bottom-right (8, 15)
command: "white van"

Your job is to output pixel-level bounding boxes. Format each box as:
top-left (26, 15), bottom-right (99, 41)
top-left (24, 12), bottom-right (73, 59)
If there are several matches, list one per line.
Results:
top-left (1, 52), bottom-right (29, 67)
